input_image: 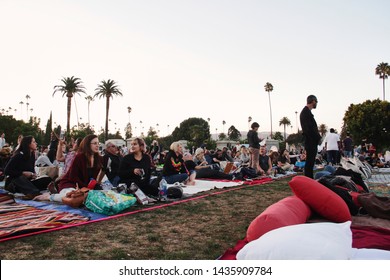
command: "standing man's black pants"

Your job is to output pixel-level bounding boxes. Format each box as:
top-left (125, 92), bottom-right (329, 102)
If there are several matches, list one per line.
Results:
top-left (304, 142), bottom-right (317, 179)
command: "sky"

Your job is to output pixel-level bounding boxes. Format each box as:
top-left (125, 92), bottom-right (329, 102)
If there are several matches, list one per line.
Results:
top-left (1, 0), bottom-right (389, 139)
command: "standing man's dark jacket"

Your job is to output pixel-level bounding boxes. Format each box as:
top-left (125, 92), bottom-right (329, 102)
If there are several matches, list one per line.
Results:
top-left (300, 106), bottom-right (321, 146)
top-left (300, 95), bottom-right (321, 179)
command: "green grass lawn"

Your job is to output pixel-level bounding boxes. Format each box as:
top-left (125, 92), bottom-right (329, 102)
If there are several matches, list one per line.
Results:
top-left (0, 177), bottom-right (293, 260)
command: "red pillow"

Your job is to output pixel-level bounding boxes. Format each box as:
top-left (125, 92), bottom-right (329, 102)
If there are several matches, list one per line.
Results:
top-left (289, 175), bottom-right (351, 222)
top-left (246, 195), bottom-right (311, 242)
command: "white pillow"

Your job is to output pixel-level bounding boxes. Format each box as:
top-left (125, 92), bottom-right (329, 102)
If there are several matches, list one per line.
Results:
top-left (237, 221), bottom-right (353, 260)
top-left (350, 248), bottom-right (390, 260)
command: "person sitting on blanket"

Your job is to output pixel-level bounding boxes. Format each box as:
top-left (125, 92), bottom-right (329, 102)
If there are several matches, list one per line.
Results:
top-left (210, 148), bottom-right (232, 167)
top-left (162, 141), bottom-right (196, 185)
top-left (278, 149), bottom-right (294, 171)
top-left (35, 146), bottom-right (54, 167)
top-left (268, 147), bottom-right (279, 167)
top-left (103, 141), bottom-right (123, 187)
top-left (187, 149), bottom-right (235, 180)
top-left (193, 148), bottom-right (218, 170)
top-left (0, 144), bottom-right (12, 169)
top-left (258, 146), bottom-right (272, 176)
top-left (34, 134), bottom-right (104, 202)
top-left (56, 137), bottom-right (82, 176)
top-left (118, 138), bottom-right (159, 196)
top-left (238, 145), bottom-right (250, 166)
top-left (4, 135), bottom-right (53, 199)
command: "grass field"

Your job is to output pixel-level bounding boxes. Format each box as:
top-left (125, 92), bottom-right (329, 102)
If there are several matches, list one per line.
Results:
top-left (0, 177), bottom-right (293, 260)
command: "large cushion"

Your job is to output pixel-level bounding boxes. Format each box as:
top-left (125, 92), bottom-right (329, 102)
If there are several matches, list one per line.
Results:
top-left (237, 221), bottom-right (353, 260)
top-left (289, 175), bottom-right (351, 222)
top-left (246, 195), bottom-right (311, 242)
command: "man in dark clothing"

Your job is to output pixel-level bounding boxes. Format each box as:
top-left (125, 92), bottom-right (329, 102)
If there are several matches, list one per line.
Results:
top-left (300, 95), bottom-right (321, 178)
top-left (247, 122), bottom-right (262, 174)
top-left (343, 133), bottom-right (353, 158)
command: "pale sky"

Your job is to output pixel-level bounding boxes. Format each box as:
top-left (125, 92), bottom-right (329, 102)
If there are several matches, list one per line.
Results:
top-left (1, 0), bottom-right (389, 138)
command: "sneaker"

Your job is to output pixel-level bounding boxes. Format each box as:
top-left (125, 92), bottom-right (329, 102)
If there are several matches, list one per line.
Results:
top-left (47, 181), bottom-right (58, 194)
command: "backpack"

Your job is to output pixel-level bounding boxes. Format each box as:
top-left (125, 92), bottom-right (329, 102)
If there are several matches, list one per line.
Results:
top-left (240, 167), bottom-right (258, 179)
top-left (167, 186), bottom-right (183, 199)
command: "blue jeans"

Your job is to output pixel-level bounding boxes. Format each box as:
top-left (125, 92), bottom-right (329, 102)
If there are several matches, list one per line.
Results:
top-left (109, 176), bottom-right (121, 188)
top-left (344, 151), bottom-right (352, 158)
top-left (163, 173), bottom-right (189, 184)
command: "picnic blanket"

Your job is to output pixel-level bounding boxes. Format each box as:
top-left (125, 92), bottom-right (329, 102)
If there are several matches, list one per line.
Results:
top-left (0, 202), bottom-right (90, 241)
top-left (178, 179), bottom-right (244, 195)
top-left (0, 177), bottom-right (275, 242)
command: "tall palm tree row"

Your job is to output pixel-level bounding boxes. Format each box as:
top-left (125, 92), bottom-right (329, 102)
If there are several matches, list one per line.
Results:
top-left (264, 82), bottom-right (274, 138)
top-left (279, 117), bottom-right (291, 141)
top-left (94, 79), bottom-right (123, 141)
top-left (375, 62), bottom-right (390, 101)
top-left (53, 76), bottom-right (86, 136)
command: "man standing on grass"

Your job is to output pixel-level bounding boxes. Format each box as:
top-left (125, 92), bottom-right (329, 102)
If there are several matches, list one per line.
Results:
top-left (343, 133), bottom-right (353, 158)
top-left (324, 128), bottom-right (341, 165)
top-left (247, 122), bottom-right (262, 174)
top-left (300, 95), bottom-right (321, 179)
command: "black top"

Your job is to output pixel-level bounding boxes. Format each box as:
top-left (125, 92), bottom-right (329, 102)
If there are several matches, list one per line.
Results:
top-left (103, 152), bottom-right (122, 181)
top-left (278, 154), bottom-right (290, 164)
top-left (247, 130), bottom-right (261, 149)
top-left (4, 152), bottom-right (35, 179)
top-left (300, 106), bottom-right (321, 145)
top-left (343, 137), bottom-right (353, 152)
top-left (259, 154), bottom-right (270, 171)
top-left (184, 160), bottom-right (196, 171)
top-left (118, 153), bottom-right (151, 185)
top-left (162, 150), bottom-right (187, 176)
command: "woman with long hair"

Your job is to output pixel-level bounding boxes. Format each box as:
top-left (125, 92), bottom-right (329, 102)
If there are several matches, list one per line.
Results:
top-left (5, 135), bottom-right (52, 198)
top-left (34, 134), bottom-right (103, 203)
top-left (118, 138), bottom-right (158, 196)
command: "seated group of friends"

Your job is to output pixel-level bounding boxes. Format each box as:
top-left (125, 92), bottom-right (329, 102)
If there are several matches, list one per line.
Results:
top-left (2, 134), bottom-right (295, 205)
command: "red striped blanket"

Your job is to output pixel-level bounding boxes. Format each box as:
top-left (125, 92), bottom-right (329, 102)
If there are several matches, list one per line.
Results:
top-left (0, 203), bottom-right (89, 241)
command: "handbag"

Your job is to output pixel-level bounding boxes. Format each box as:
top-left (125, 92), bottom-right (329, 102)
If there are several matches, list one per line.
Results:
top-left (85, 190), bottom-right (137, 215)
top-left (62, 187), bottom-right (89, 208)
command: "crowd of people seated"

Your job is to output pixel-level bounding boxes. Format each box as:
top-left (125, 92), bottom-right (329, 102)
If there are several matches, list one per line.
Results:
top-left (3, 131), bottom-right (388, 205)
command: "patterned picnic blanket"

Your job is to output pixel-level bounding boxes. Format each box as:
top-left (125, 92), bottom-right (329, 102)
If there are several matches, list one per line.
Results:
top-left (0, 197), bottom-right (89, 241)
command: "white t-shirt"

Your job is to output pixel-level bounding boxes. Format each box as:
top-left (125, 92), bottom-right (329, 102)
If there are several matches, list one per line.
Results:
top-left (325, 133), bottom-right (340, 151)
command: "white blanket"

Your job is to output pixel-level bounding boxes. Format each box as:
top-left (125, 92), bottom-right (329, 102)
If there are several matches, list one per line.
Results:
top-left (169, 180), bottom-right (243, 196)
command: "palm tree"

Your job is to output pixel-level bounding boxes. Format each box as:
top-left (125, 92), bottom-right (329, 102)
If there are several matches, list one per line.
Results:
top-left (94, 79), bottom-right (123, 141)
top-left (222, 120), bottom-right (226, 134)
top-left (248, 116), bottom-right (252, 130)
top-left (318, 123), bottom-right (328, 137)
top-left (264, 82), bottom-right (274, 138)
top-left (279, 117), bottom-right (291, 141)
top-left (25, 95), bottom-right (30, 119)
top-left (375, 62), bottom-right (390, 101)
top-left (19, 101), bottom-right (24, 119)
top-left (85, 95), bottom-right (94, 125)
top-left (127, 106), bottom-right (132, 123)
top-left (53, 76), bottom-right (86, 135)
